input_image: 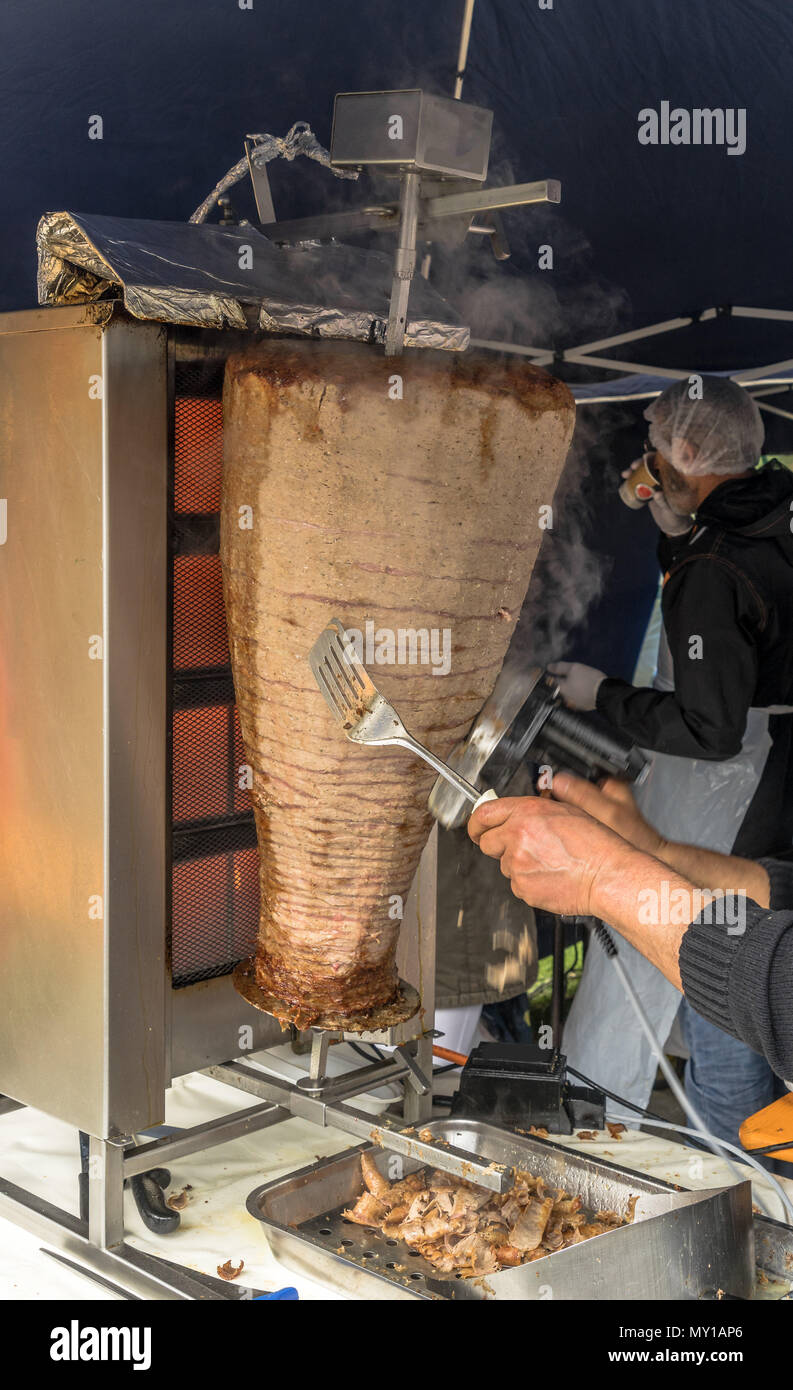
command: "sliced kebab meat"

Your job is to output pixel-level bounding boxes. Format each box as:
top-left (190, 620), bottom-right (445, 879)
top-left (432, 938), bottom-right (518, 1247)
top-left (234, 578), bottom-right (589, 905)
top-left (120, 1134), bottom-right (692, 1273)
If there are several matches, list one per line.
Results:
top-left (341, 1156), bottom-right (636, 1276)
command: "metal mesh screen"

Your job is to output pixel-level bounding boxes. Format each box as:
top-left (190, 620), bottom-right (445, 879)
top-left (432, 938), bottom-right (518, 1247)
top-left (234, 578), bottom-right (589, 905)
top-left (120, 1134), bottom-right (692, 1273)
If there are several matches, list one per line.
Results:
top-left (172, 555), bottom-right (229, 670)
top-left (171, 845), bottom-right (259, 985)
top-left (170, 360), bottom-right (259, 987)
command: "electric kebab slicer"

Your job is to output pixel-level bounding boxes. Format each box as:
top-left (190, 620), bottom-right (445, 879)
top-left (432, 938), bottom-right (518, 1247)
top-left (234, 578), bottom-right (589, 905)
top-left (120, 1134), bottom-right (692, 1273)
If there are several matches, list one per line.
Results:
top-left (429, 666), bottom-right (649, 829)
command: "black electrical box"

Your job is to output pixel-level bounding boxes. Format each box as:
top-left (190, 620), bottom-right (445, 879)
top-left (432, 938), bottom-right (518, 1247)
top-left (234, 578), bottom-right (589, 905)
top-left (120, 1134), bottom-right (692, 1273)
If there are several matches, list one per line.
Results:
top-left (450, 1043), bottom-right (604, 1133)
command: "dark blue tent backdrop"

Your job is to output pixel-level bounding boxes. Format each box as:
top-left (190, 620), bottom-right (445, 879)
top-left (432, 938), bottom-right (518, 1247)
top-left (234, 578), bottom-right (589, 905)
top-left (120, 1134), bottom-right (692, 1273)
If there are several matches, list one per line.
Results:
top-left (2, 0), bottom-right (791, 674)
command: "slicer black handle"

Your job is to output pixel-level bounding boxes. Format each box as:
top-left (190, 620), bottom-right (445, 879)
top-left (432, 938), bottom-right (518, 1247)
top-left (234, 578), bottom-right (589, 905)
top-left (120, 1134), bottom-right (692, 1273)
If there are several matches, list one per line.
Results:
top-left (542, 704), bottom-right (648, 784)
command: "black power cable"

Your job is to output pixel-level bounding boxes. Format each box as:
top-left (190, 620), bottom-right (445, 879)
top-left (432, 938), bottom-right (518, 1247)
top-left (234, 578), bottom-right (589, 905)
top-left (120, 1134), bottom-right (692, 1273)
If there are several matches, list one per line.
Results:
top-left (566, 1063), bottom-right (671, 1129)
top-left (348, 1041), bottom-right (385, 1065)
top-left (738, 1138), bottom-right (793, 1158)
top-left (568, 1064), bottom-right (793, 1162)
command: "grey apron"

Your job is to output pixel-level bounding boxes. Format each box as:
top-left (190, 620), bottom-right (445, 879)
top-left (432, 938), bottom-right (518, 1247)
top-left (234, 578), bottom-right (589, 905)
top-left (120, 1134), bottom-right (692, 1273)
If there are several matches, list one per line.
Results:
top-left (562, 630), bottom-right (774, 1112)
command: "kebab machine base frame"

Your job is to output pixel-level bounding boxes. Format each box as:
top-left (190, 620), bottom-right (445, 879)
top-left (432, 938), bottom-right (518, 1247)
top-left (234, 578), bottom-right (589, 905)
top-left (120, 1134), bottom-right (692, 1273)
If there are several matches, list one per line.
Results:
top-left (0, 1038), bottom-right (518, 1301)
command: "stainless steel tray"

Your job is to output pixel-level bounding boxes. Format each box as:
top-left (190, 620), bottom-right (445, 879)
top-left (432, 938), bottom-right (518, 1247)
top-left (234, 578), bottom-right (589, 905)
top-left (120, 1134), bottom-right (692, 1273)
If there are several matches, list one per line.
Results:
top-left (246, 1118), bottom-right (754, 1300)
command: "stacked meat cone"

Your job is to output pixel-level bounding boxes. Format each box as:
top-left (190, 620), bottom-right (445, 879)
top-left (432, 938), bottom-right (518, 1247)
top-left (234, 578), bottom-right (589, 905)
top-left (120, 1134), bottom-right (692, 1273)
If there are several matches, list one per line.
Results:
top-left (220, 339), bottom-right (574, 1028)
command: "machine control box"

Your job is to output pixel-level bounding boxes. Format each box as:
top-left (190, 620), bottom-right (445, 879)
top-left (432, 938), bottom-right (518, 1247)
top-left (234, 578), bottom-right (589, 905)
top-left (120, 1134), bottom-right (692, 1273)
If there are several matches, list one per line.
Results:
top-left (450, 1043), bottom-right (605, 1134)
top-left (330, 89), bottom-right (492, 181)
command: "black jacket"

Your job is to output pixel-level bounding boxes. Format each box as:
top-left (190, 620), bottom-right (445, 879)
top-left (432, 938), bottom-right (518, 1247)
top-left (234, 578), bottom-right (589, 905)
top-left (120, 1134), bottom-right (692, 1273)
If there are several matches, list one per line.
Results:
top-left (597, 461), bottom-right (793, 760)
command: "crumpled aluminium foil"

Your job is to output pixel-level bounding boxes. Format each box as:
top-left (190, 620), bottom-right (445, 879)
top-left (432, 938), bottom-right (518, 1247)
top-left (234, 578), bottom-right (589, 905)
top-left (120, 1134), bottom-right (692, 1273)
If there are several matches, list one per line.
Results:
top-left (36, 210), bottom-right (469, 350)
top-left (189, 122), bottom-right (359, 226)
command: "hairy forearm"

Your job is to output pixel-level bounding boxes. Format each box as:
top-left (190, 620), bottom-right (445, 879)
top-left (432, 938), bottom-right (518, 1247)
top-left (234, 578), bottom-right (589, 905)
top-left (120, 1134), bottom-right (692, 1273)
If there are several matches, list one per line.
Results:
top-left (549, 774), bottom-right (770, 909)
top-left (653, 838), bottom-right (770, 908)
top-left (468, 792), bottom-right (772, 1002)
top-left (588, 844), bottom-right (694, 990)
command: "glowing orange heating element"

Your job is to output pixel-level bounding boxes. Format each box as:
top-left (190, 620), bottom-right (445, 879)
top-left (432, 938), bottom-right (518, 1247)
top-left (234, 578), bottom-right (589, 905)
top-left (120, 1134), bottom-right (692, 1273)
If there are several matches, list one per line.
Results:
top-left (174, 397), bottom-right (223, 511)
top-left (170, 390), bottom-right (258, 983)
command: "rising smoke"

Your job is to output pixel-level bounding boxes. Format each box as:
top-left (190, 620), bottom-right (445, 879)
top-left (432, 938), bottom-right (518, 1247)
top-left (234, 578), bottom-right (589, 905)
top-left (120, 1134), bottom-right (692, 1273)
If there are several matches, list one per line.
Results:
top-left (508, 411), bottom-right (617, 673)
top-left (419, 167), bottom-right (634, 676)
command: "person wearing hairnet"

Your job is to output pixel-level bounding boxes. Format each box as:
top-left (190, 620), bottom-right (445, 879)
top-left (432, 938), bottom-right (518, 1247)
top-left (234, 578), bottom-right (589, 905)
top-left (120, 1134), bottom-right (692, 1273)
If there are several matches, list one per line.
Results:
top-left (549, 376), bottom-right (793, 1152)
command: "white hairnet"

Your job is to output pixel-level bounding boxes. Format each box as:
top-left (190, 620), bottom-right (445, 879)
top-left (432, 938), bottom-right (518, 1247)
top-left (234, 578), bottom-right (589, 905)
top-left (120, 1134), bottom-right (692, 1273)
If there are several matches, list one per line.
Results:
top-left (643, 376), bottom-right (764, 476)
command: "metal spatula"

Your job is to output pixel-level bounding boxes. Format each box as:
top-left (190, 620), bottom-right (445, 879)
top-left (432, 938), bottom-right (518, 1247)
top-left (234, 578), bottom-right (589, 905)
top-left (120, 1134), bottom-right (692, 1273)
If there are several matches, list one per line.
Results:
top-left (308, 618), bottom-right (497, 813)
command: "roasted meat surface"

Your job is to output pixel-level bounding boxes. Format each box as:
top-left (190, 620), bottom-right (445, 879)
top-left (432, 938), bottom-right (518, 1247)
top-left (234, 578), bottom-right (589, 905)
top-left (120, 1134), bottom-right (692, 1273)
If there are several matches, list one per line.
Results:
top-left (343, 1154), bottom-right (632, 1276)
top-left (221, 341), bottom-right (575, 1027)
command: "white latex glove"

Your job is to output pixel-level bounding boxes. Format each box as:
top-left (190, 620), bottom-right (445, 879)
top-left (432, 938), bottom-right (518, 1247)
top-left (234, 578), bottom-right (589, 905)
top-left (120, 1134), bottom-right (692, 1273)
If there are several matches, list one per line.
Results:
top-left (622, 458), bottom-right (692, 536)
top-left (547, 661), bottom-right (606, 711)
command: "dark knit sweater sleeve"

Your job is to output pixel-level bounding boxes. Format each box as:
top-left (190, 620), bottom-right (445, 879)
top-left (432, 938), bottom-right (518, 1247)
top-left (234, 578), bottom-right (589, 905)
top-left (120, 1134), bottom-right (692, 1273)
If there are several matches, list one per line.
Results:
top-left (679, 860), bottom-right (793, 1080)
top-left (759, 852), bottom-right (793, 911)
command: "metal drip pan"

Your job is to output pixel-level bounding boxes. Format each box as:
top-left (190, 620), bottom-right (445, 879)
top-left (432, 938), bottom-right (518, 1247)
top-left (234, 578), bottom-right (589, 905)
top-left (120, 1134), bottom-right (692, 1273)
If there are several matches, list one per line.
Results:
top-left (246, 1119), bottom-right (755, 1301)
top-left (233, 957), bottom-right (421, 1034)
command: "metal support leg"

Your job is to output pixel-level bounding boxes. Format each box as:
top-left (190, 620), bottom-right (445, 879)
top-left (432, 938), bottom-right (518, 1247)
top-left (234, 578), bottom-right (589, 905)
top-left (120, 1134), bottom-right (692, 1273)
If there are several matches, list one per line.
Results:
top-left (309, 1028), bottom-right (335, 1085)
top-left (0, 1098), bottom-right (291, 1297)
top-left (88, 1136), bottom-right (126, 1250)
top-left (401, 1035), bottom-right (434, 1125)
top-left (385, 170), bottom-right (420, 356)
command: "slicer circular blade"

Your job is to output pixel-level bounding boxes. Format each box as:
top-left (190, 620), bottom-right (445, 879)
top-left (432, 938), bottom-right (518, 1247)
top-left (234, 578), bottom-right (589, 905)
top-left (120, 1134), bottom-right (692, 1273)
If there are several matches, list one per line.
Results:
top-left (428, 666), bottom-right (543, 828)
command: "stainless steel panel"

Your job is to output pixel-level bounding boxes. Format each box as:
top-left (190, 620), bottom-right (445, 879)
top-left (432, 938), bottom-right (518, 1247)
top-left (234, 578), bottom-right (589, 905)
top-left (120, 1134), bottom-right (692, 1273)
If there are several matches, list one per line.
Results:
top-left (102, 318), bottom-right (168, 1136)
top-left (0, 307), bottom-right (168, 1137)
top-left (168, 973), bottom-right (284, 1081)
top-left (0, 304), bottom-right (116, 336)
top-left (0, 311), bottom-right (108, 1132)
top-left (247, 1120), bottom-right (755, 1301)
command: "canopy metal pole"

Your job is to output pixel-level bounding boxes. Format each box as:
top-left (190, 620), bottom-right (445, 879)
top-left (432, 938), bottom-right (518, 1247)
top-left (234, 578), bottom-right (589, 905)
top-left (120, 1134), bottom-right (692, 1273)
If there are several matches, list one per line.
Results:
top-left (755, 400), bottom-right (793, 423)
top-left (575, 391), bottom-right (664, 405)
top-left (565, 311), bottom-right (718, 357)
top-left (454, 0), bottom-right (477, 99)
top-left (467, 303), bottom-right (793, 400)
top-left (562, 352), bottom-right (692, 377)
top-left (734, 356), bottom-right (793, 382)
top-left (576, 380), bottom-right (793, 406)
top-left (466, 304), bottom-right (793, 389)
top-left (470, 337), bottom-right (549, 359)
top-left (732, 306), bottom-right (793, 322)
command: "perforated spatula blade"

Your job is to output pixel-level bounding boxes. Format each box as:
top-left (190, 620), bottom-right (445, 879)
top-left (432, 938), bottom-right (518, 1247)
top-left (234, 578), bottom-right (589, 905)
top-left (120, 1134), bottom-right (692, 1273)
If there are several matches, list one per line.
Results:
top-left (309, 618), bottom-right (408, 744)
top-left (308, 618), bottom-right (497, 811)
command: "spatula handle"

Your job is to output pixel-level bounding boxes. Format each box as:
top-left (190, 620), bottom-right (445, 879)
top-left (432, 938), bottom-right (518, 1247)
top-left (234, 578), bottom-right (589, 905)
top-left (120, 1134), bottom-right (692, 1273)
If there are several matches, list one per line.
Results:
top-left (395, 734), bottom-right (497, 812)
